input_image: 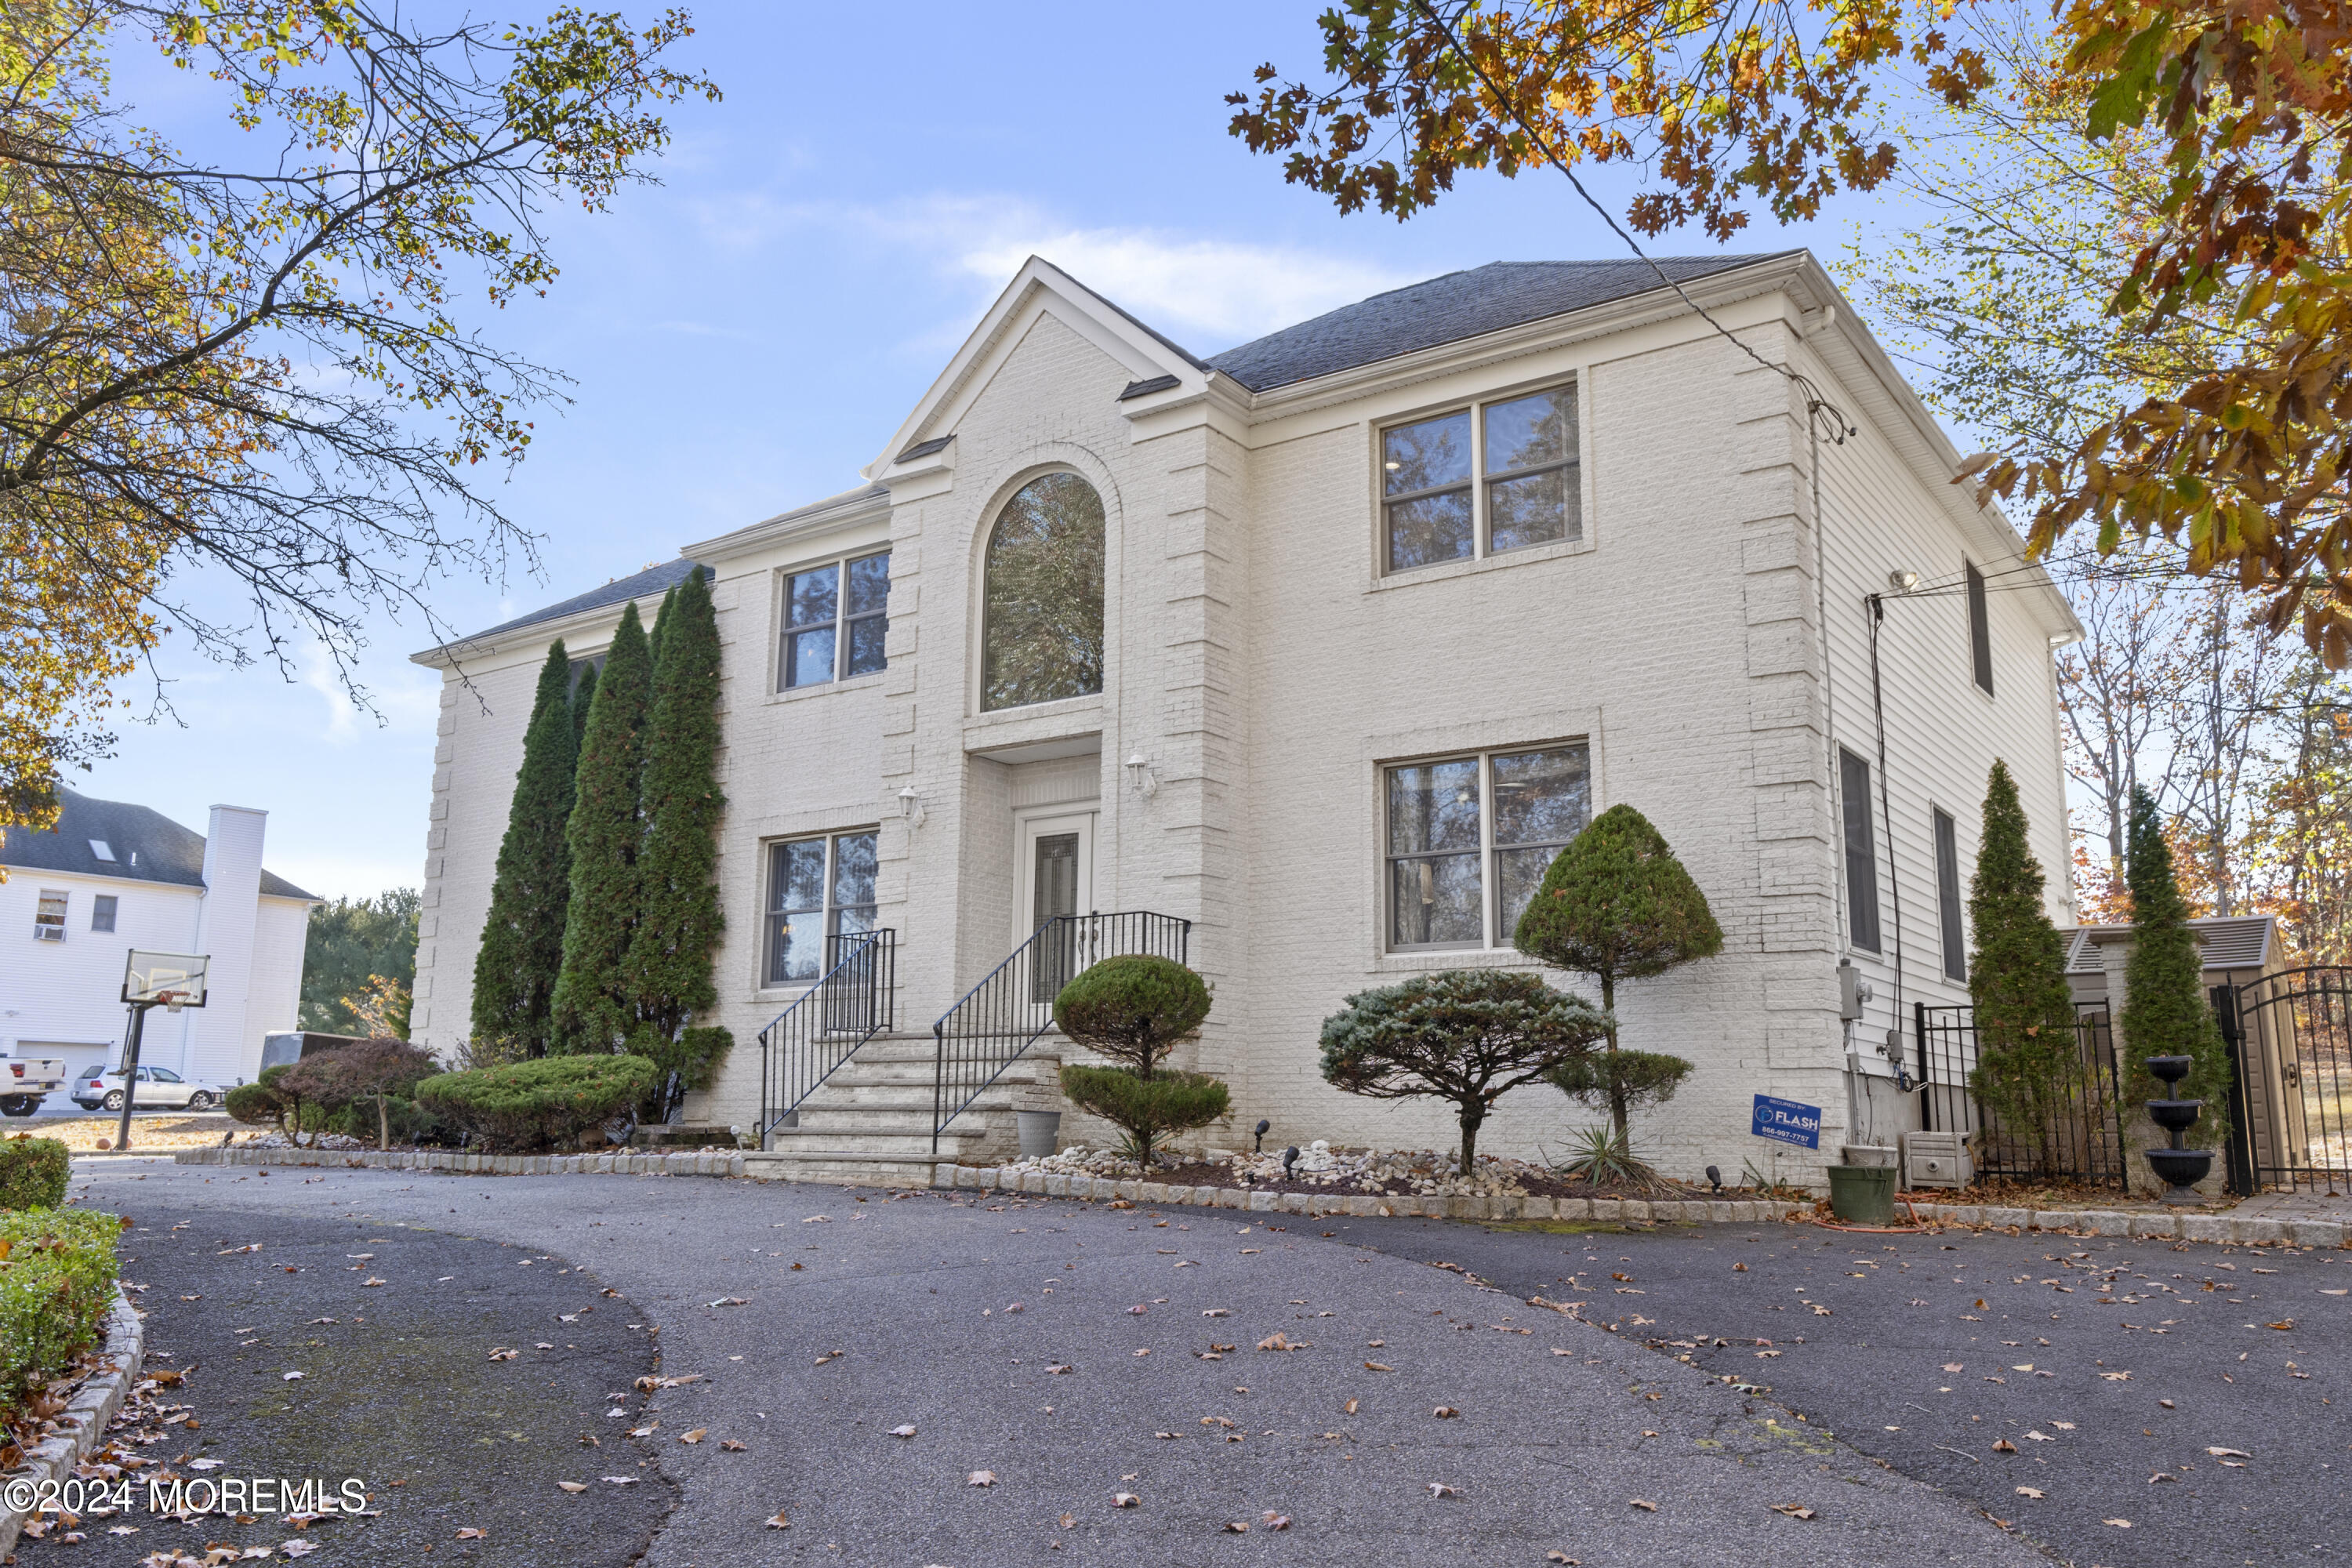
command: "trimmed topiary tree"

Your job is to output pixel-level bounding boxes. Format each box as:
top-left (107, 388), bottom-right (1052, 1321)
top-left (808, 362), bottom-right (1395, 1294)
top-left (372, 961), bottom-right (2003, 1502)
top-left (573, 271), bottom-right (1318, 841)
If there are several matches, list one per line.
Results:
top-left (414, 1054), bottom-right (660, 1153)
top-left (470, 641), bottom-right (579, 1061)
top-left (1054, 956), bottom-right (1220, 1163)
top-left (2122, 786), bottom-right (2233, 1141)
top-left (1964, 760), bottom-right (2083, 1172)
top-left (1319, 970), bottom-right (1611, 1165)
top-left (624, 568), bottom-right (731, 1120)
top-left (1053, 955), bottom-right (1210, 1079)
top-left (1512, 804), bottom-right (1721, 1139)
top-left (551, 601), bottom-right (654, 1054)
top-left (283, 1037), bottom-right (442, 1150)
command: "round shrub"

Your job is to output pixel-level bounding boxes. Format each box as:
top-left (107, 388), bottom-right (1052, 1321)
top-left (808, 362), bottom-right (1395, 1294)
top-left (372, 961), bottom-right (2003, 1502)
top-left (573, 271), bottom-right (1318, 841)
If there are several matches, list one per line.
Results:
top-left (414, 1054), bottom-right (659, 1152)
top-left (1058, 1065), bottom-right (1229, 1166)
top-left (0, 1136), bottom-right (70, 1210)
top-left (1544, 1049), bottom-right (1692, 1116)
top-left (1, 1207), bottom-right (122, 1419)
top-left (223, 1083), bottom-right (279, 1127)
top-left (1052, 956), bottom-right (1210, 1077)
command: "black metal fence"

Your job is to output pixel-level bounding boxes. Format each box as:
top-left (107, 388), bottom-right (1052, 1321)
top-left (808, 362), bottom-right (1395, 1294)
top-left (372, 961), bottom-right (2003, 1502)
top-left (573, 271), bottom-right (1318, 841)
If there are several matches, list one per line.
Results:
top-left (756, 929), bottom-right (896, 1145)
top-left (1912, 1000), bottom-right (2130, 1188)
top-left (2216, 967), bottom-right (2352, 1195)
top-left (932, 911), bottom-right (1191, 1151)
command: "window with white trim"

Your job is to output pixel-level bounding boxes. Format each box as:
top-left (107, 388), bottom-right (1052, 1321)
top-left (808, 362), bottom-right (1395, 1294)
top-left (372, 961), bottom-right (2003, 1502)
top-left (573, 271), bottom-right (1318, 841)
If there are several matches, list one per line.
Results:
top-left (781, 551), bottom-right (891, 690)
top-left (1385, 743), bottom-right (1591, 950)
top-left (1840, 748), bottom-right (1882, 953)
top-left (1933, 807), bottom-right (1966, 980)
top-left (1380, 382), bottom-right (1581, 573)
top-left (34, 889), bottom-right (67, 940)
top-left (92, 894), bottom-right (118, 933)
top-left (764, 830), bottom-right (878, 985)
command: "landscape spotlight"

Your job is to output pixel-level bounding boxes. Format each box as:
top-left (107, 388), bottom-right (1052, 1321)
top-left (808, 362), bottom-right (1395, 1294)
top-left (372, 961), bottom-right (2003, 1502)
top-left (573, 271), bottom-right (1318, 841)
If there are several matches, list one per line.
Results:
top-left (1253, 1118), bottom-right (1270, 1152)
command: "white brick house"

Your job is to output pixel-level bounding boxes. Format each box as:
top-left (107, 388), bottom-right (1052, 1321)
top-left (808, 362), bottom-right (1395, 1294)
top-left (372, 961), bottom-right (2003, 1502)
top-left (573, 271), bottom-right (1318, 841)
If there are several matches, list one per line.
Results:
top-left (1, 790), bottom-right (317, 1089)
top-left (410, 252), bottom-right (2080, 1183)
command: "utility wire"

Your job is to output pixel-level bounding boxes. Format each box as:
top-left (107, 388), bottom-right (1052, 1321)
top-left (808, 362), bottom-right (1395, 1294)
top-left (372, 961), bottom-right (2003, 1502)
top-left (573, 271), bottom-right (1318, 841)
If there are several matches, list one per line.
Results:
top-left (1407, 0), bottom-right (1856, 445)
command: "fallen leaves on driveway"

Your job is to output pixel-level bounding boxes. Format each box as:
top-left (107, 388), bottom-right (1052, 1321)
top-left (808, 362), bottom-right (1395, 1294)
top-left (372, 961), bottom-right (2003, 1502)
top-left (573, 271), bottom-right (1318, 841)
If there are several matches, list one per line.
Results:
top-left (1363, 1361), bottom-right (1393, 1372)
top-left (556, 1482), bottom-right (587, 1494)
top-left (888, 1425), bottom-right (918, 1439)
top-left (764, 1509), bottom-right (791, 1530)
top-left (678, 1429), bottom-right (707, 1445)
top-left (2015, 1487), bottom-right (2044, 1500)
top-left (967, 1471), bottom-right (996, 1487)
top-left (1770, 1503), bottom-right (1815, 1519)
top-left (1427, 1483), bottom-right (1457, 1497)
top-left (1111, 1493), bottom-right (1140, 1508)
top-left (1628, 1498), bottom-right (1657, 1512)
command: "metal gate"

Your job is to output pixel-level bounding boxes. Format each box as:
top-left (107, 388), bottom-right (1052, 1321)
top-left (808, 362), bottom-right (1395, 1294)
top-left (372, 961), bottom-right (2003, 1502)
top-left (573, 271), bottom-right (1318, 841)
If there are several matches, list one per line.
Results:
top-left (1913, 1002), bottom-right (2129, 1188)
top-left (2213, 967), bottom-right (2352, 1195)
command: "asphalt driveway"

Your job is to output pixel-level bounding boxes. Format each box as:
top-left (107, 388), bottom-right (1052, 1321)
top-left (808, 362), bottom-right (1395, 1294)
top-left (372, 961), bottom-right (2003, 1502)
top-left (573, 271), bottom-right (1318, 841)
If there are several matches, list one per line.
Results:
top-left (1347, 1210), bottom-right (2352, 1567)
top-left (51, 1160), bottom-right (2047, 1568)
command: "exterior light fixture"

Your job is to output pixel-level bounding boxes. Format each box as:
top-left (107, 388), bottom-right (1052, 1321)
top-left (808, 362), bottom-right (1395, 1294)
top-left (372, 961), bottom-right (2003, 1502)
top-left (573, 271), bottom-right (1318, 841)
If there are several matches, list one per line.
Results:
top-left (1124, 753), bottom-right (1158, 797)
top-left (1887, 567), bottom-right (1921, 593)
top-left (897, 785), bottom-right (925, 827)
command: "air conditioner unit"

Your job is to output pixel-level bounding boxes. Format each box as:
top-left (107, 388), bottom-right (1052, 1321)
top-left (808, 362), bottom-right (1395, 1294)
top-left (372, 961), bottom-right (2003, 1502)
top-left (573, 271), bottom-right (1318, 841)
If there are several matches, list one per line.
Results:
top-left (32, 925), bottom-right (64, 942)
top-left (1900, 1130), bottom-right (1972, 1189)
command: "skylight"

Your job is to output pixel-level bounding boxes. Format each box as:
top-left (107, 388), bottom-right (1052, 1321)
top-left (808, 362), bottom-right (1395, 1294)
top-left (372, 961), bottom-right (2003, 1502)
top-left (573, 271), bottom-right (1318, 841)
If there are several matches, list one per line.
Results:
top-left (89, 840), bottom-right (117, 862)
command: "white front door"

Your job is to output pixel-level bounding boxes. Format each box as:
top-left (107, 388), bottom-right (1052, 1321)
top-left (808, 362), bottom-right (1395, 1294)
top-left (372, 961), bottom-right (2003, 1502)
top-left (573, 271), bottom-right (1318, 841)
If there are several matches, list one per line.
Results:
top-left (1017, 810), bottom-right (1096, 1007)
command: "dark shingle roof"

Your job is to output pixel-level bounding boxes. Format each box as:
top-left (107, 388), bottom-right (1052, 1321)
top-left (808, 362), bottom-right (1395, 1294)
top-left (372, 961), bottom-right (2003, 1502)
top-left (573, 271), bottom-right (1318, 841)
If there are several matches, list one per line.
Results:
top-left (455, 557), bottom-right (708, 647)
top-left (0, 788), bottom-right (314, 899)
top-left (1205, 256), bottom-right (1795, 392)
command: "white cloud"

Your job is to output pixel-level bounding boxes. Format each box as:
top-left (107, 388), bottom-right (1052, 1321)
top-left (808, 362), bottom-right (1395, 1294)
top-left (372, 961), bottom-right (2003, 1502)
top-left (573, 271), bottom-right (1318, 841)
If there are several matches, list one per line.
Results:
top-left (691, 192), bottom-right (1412, 350)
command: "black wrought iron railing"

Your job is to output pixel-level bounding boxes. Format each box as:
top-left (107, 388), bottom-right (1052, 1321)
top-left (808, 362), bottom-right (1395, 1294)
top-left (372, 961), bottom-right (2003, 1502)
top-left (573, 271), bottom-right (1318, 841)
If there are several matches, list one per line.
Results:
top-left (757, 930), bottom-right (896, 1145)
top-left (1914, 1000), bottom-right (2128, 1187)
top-left (931, 911), bottom-right (1190, 1151)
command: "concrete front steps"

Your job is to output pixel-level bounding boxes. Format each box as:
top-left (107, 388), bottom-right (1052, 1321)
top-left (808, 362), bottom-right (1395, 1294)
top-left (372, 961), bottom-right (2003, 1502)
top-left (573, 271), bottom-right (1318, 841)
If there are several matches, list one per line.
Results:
top-left (741, 1032), bottom-right (1063, 1187)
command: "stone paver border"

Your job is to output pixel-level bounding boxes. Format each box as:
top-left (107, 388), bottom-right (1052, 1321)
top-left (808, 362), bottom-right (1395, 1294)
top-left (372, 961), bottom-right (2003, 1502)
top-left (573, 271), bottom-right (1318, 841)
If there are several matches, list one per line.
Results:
top-left (0, 1288), bottom-right (146, 1559)
top-left (165, 1148), bottom-right (2351, 1249)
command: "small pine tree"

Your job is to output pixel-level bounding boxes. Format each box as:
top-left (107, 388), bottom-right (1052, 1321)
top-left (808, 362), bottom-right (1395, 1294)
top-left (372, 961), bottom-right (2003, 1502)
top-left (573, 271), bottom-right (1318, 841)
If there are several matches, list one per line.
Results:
top-left (470, 642), bottom-right (579, 1059)
top-left (624, 569), bottom-right (731, 1116)
top-left (1963, 760), bottom-right (2081, 1171)
top-left (550, 601), bottom-right (654, 1054)
top-left (2121, 786), bottom-right (2233, 1139)
top-left (1512, 804), bottom-right (1722, 1138)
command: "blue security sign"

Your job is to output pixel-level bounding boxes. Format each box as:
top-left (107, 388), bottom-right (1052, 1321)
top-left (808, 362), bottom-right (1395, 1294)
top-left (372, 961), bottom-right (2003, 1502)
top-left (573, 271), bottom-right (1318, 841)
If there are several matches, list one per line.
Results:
top-left (1751, 1094), bottom-right (1822, 1150)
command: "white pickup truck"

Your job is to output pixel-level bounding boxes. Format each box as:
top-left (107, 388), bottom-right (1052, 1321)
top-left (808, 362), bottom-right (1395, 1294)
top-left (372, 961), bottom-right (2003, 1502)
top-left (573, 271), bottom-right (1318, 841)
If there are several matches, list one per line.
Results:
top-left (2, 1056), bottom-right (68, 1116)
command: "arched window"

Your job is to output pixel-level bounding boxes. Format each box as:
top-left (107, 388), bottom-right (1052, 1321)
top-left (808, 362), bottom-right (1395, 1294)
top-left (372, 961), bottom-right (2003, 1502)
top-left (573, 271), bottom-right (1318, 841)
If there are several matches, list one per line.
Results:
top-left (981, 472), bottom-right (1105, 710)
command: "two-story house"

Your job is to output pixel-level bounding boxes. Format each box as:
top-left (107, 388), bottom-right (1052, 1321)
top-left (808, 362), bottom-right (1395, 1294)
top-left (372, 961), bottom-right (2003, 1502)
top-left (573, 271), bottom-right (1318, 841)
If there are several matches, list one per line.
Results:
top-left (412, 251), bottom-right (2080, 1185)
top-left (2, 789), bottom-right (317, 1089)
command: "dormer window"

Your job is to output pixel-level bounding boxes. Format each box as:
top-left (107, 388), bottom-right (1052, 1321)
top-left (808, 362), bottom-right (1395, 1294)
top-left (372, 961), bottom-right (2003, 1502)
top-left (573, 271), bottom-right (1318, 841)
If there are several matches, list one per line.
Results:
top-left (1381, 381), bottom-right (1581, 573)
top-left (89, 840), bottom-right (117, 862)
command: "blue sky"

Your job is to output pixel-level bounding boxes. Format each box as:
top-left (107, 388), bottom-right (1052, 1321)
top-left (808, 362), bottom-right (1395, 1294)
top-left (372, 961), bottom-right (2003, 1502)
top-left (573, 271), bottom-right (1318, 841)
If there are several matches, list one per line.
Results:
top-left (75, 2), bottom-right (1913, 901)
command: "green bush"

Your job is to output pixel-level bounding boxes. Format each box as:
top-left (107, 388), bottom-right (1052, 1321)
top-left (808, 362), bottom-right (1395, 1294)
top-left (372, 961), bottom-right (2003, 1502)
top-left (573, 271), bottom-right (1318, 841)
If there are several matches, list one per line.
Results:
top-left (1, 1207), bottom-right (122, 1417)
top-left (0, 1137), bottom-right (69, 1210)
top-left (414, 1054), bottom-right (659, 1152)
top-left (328, 1094), bottom-right (460, 1148)
top-left (1058, 1065), bottom-right (1229, 1166)
top-left (1544, 1050), bottom-right (1691, 1116)
top-left (224, 1083), bottom-right (279, 1127)
top-left (1053, 956), bottom-right (1210, 1077)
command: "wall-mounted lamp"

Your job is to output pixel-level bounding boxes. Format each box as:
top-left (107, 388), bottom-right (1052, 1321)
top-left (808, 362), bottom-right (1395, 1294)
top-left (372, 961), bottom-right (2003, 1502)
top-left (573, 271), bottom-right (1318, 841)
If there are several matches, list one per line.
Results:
top-left (1886, 567), bottom-right (1921, 593)
top-left (1124, 753), bottom-right (1158, 797)
top-left (897, 785), bottom-right (925, 827)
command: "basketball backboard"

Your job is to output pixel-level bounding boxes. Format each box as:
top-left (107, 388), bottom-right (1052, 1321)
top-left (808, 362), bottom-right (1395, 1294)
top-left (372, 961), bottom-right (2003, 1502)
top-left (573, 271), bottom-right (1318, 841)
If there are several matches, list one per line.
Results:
top-left (123, 950), bottom-right (210, 1009)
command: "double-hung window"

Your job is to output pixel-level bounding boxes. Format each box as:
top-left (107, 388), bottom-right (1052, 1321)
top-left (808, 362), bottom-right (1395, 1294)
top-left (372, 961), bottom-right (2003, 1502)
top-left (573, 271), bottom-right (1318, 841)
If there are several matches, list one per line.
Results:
top-left (1385, 743), bottom-right (1591, 950)
top-left (1933, 807), bottom-right (1966, 980)
top-left (1380, 383), bottom-right (1581, 573)
top-left (1965, 561), bottom-right (1994, 695)
top-left (1840, 749), bottom-right (1882, 953)
top-left (33, 890), bottom-right (67, 940)
top-left (781, 551), bottom-right (891, 690)
top-left (91, 895), bottom-right (118, 933)
top-left (764, 830), bottom-right (878, 985)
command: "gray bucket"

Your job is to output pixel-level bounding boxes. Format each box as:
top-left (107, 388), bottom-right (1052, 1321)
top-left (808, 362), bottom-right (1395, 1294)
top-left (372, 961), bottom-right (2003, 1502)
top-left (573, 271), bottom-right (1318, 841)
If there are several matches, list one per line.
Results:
top-left (1015, 1110), bottom-right (1062, 1160)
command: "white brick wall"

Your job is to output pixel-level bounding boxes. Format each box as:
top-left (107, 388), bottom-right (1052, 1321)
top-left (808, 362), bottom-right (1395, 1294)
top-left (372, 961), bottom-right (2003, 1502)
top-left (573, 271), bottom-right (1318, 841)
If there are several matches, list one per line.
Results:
top-left (412, 255), bottom-right (2076, 1181)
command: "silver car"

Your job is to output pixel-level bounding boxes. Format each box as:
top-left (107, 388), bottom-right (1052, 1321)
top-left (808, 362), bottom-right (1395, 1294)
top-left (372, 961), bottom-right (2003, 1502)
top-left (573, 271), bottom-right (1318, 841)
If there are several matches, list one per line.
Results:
top-left (69, 1065), bottom-right (223, 1112)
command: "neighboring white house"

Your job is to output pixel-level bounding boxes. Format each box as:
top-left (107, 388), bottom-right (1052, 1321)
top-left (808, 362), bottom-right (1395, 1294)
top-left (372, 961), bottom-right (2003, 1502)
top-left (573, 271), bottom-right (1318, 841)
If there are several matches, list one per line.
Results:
top-left (0, 789), bottom-right (317, 1088)
top-left (412, 251), bottom-right (2081, 1183)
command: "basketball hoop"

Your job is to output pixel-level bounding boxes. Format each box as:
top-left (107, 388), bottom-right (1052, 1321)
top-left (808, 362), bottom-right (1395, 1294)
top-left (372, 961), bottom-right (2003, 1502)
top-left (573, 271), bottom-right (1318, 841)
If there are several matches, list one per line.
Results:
top-left (160, 991), bottom-right (186, 1014)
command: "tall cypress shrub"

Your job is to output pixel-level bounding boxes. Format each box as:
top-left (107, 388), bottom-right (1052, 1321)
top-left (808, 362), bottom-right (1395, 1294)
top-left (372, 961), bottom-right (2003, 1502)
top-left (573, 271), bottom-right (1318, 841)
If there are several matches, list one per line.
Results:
top-left (1512, 804), bottom-right (1721, 1139)
top-left (469, 642), bottom-right (579, 1060)
top-left (570, 657), bottom-right (597, 753)
top-left (1963, 760), bottom-right (2081, 1169)
top-left (2121, 786), bottom-right (2232, 1139)
top-left (550, 601), bottom-right (653, 1054)
top-left (624, 568), bottom-right (731, 1116)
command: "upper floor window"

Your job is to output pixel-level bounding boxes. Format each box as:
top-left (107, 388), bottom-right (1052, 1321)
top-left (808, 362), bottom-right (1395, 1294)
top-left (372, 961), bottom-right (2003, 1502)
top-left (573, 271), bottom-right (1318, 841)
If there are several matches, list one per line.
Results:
top-left (34, 889), bottom-right (67, 941)
top-left (765, 829), bottom-right (879, 985)
top-left (1840, 748), bottom-right (1882, 953)
top-left (782, 551), bottom-right (891, 690)
top-left (1381, 382), bottom-right (1580, 573)
top-left (982, 472), bottom-right (1105, 710)
top-left (92, 894), bottom-right (118, 933)
top-left (1932, 806), bottom-right (1965, 981)
top-left (1385, 742), bottom-right (1591, 950)
top-left (1965, 561), bottom-right (1994, 695)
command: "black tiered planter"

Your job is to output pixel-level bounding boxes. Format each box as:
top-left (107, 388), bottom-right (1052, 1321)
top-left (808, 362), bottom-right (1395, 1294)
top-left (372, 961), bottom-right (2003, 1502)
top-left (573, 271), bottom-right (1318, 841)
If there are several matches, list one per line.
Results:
top-left (2144, 1054), bottom-right (2215, 1205)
